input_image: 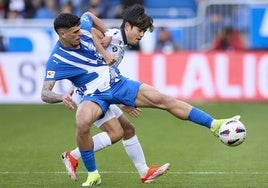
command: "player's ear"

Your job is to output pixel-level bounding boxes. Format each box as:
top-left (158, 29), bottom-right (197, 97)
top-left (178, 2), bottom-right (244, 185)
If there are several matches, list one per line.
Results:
top-left (124, 22), bottom-right (131, 31)
top-left (58, 29), bottom-right (66, 38)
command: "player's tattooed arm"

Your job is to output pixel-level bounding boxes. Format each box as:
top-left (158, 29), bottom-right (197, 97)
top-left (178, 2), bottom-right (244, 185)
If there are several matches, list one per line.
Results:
top-left (41, 80), bottom-right (63, 103)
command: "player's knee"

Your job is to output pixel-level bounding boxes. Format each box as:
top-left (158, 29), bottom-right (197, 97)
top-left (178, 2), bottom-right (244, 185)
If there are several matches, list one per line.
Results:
top-left (76, 123), bottom-right (90, 137)
top-left (122, 123), bottom-right (135, 139)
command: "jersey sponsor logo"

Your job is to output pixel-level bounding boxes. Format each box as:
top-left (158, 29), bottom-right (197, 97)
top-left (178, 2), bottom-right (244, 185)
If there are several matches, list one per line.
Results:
top-left (46, 71), bottom-right (55, 78)
top-left (112, 46), bottom-right (118, 52)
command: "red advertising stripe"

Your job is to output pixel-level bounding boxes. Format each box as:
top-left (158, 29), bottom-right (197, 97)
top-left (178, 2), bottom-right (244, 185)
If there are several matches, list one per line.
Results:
top-left (0, 63), bottom-right (8, 95)
top-left (137, 51), bottom-right (268, 101)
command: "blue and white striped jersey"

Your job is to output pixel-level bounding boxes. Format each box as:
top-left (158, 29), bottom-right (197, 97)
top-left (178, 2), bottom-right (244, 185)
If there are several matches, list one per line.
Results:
top-left (44, 12), bottom-right (122, 95)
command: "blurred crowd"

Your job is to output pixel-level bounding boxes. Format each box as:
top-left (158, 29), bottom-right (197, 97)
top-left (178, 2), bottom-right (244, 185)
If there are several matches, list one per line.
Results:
top-left (0, 0), bottom-right (253, 52)
top-left (0, 0), bottom-right (145, 19)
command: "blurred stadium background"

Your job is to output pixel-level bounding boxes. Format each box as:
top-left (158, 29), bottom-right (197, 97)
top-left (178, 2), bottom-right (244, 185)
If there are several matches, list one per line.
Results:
top-left (1, 0), bottom-right (268, 51)
top-left (1, 1), bottom-right (268, 187)
top-left (1, 0), bottom-right (268, 103)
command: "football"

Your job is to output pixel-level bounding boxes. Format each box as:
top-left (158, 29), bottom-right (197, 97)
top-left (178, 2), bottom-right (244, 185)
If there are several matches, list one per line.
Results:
top-left (219, 119), bottom-right (246, 147)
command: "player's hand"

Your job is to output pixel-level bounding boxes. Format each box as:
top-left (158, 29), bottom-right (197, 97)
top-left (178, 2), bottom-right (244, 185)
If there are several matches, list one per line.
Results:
top-left (119, 104), bottom-right (142, 118)
top-left (62, 90), bottom-right (75, 110)
top-left (103, 53), bottom-right (116, 65)
top-left (101, 36), bottom-right (112, 48)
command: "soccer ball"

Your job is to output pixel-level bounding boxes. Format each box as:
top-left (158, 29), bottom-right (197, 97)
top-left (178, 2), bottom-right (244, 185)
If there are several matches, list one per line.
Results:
top-left (219, 119), bottom-right (246, 147)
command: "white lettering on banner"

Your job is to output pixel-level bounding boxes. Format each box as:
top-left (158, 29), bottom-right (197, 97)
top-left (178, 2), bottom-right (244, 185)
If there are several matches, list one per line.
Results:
top-left (0, 54), bottom-right (44, 103)
top-left (181, 54), bottom-right (214, 98)
top-left (1, 52), bottom-right (268, 103)
top-left (19, 62), bottom-right (38, 95)
top-left (0, 53), bottom-right (72, 103)
top-left (243, 54), bottom-right (256, 98)
top-left (215, 54), bottom-right (241, 98)
top-left (134, 52), bottom-right (268, 100)
top-left (152, 54), bottom-right (179, 97)
top-left (258, 55), bottom-right (268, 97)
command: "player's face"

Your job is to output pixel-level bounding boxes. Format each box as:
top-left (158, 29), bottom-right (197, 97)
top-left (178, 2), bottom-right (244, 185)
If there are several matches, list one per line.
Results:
top-left (125, 23), bottom-right (145, 45)
top-left (60, 25), bottom-right (82, 49)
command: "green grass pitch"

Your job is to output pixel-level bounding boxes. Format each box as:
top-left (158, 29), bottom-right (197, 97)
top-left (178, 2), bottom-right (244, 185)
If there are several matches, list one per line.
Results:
top-left (0, 103), bottom-right (267, 188)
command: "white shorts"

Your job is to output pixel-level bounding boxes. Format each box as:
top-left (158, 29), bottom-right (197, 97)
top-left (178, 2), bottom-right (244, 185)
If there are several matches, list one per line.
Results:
top-left (72, 92), bottom-right (123, 128)
top-left (94, 104), bottom-right (123, 128)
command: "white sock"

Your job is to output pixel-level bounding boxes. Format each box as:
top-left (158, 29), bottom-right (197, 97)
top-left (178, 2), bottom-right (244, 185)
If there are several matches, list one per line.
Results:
top-left (70, 132), bottom-right (112, 160)
top-left (122, 135), bottom-right (149, 177)
top-left (70, 148), bottom-right (80, 160)
top-left (93, 132), bottom-right (112, 152)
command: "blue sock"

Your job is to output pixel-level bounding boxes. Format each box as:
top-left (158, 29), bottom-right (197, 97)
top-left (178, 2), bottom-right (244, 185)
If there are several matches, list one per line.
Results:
top-left (80, 150), bottom-right (96, 172)
top-left (188, 107), bottom-right (213, 129)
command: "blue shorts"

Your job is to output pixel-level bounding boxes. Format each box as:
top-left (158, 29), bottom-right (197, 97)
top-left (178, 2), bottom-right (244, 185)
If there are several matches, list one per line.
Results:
top-left (83, 77), bottom-right (142, 115)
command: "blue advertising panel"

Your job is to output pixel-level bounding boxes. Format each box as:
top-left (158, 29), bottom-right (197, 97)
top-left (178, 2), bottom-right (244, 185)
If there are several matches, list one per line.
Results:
top-left (0, 26), bottom-right (55, 53)
top-left (250, 6), bottom-right (268, 49)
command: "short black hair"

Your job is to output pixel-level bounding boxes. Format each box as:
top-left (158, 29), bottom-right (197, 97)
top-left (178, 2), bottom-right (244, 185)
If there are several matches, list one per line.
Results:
top-left (54, 13), bottom-right (81, 33)
top-left (121, 4), bottom-right (154, 32)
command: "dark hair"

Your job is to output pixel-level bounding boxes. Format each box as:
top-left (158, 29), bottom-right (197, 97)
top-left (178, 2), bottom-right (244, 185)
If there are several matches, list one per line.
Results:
top-left (54, 13), bottom-right (80, 33)
top-left (121, 4), bottom-right (154, 32)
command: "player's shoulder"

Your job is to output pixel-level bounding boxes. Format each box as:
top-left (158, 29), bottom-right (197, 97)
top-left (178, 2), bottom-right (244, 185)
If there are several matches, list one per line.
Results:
top-left (108, 28), bottom-right (121, 39)
top-left (108, 28), bottom-right (120, 34)
top-left (80, 12), bottom-right (93, 22)
top-left (80, 12), bottom-right (93, 31)
top-left (108, 28), bottom-right (125, 47)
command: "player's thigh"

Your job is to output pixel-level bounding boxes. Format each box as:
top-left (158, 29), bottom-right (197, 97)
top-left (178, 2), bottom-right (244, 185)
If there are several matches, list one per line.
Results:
top-left (135, 83), bottom-right (165, 108)
top-left (76, 100), bottom-right (102, 128)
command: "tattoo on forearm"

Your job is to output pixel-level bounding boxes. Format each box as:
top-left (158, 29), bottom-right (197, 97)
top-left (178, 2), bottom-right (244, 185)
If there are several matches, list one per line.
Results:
top-left (41, 81), bottom-right (63, 103)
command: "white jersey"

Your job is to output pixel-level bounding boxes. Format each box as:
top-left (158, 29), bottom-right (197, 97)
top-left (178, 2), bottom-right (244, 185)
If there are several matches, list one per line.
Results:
top-left (105, 28), bottom-right (127, 67)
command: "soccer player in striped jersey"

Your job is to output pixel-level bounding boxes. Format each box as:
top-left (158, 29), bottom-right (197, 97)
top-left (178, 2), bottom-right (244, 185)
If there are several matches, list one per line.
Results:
top-left (42, 6), bottom-right (169, 186)
top-left (60, 14), bottom-right (169, 184)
